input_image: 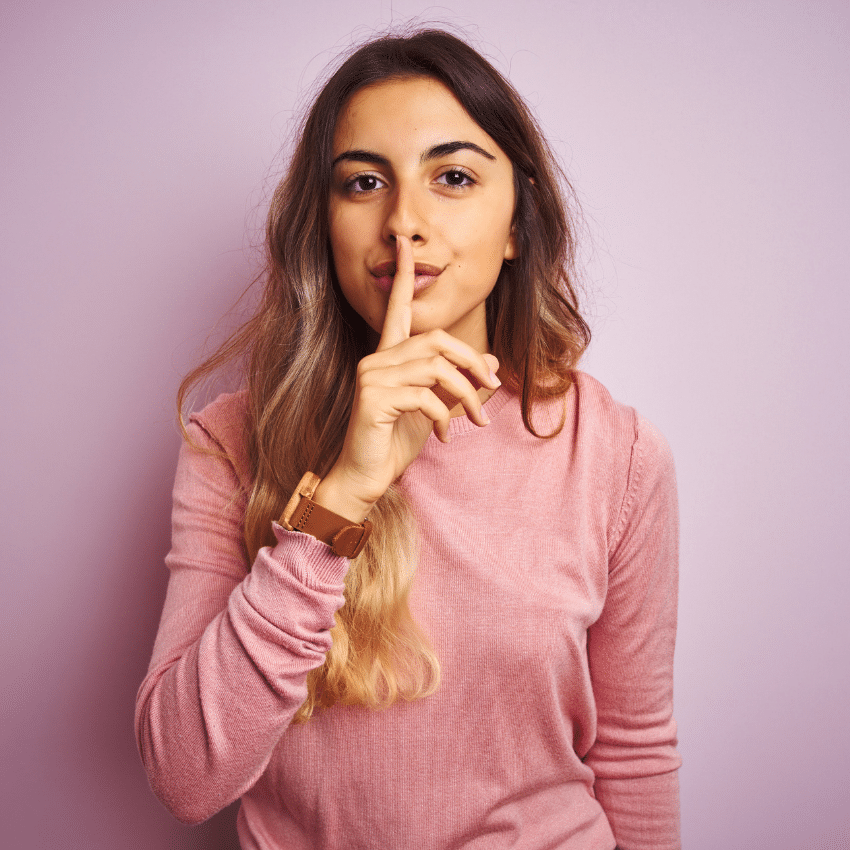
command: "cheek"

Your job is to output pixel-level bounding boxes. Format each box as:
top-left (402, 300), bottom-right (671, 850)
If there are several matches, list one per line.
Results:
top-left (461, 191), bottom-right (512, 239)
top-left (335, 276), bottom-right (384, 335)
top-left (448, 206), bottom-right (514, 272)
top-left (329, 224), bottom-right (384, 331)
top-left (329, 209), bottom-right (379, 271)
top-left (328, 208), bottom-right (351, 266)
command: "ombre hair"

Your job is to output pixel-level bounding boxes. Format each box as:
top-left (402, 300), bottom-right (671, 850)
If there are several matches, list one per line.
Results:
top-left (179, 28), bottom-right (590, 722)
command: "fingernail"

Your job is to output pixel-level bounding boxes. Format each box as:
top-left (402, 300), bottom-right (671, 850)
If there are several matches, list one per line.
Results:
top-left (479, 410), bottom-right (490, 426)
top-left (489, 370), bottom-right (501, 387)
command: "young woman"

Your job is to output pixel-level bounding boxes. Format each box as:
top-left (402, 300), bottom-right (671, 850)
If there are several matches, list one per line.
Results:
top-left (136, 29), bottom-right (681, 850)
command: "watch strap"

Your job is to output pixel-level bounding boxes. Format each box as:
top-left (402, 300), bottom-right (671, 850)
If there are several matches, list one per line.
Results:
top-left (280, 472), bottom-right (372, 558)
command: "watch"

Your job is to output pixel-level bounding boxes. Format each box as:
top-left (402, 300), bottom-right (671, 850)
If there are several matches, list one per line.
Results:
top-left (279, 471), bottom-right (373, 558)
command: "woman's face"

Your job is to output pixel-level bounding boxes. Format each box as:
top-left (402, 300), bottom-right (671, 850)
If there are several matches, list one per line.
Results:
top-left (328, 76), bottom-right (516, 352)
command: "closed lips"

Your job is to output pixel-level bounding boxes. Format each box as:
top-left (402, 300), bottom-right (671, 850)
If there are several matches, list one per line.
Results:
top-left (370, 261), bottom-right (443, 278)
top-left (370, 261), bottom-right (444, 294)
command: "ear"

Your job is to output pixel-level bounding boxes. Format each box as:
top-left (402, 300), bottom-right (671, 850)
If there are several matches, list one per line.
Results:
top-left (504, 175), bottom-right (534, 261)
top-left (504, 228), bottom-right (517, 261)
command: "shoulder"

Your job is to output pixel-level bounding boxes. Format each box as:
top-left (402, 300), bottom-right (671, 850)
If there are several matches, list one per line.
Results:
top-left (184, 389), bottom-right (252, 491)
top-left (189, 389), bottom-right (249, 445)
top-left (571, 370), bottom-right (634, 430)
top-left (565, 371), bottom-right (638, 463)
top-left (569, 371), bottom-right (673, 464)
top-left (568, 374), bottom-right (678, 559)
top-left (562, 373), bottom-right (676, 546)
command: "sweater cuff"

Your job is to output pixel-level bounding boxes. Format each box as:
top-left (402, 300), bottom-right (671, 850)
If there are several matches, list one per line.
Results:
top-left (270, 522), bottom-right (350, 587)
top-left (594, 771), bottom-right (681, 850)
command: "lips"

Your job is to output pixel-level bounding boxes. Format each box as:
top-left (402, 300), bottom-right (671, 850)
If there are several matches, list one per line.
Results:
top-left (370, 260), bottom-right (444, 294)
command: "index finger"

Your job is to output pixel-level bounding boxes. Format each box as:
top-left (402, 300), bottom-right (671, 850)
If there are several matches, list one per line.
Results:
top-left (376, 235), bottom-right (414, 351)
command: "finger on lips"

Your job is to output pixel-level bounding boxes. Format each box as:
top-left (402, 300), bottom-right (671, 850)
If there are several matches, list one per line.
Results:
top-left (377, 235), bottom-right (415, 352)
top-left (370, 234), bottom-right (499, 432)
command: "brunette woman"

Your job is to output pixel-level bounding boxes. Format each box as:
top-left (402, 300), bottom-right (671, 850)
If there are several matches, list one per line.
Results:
top-left (136, 28), bottom-right (680, 850)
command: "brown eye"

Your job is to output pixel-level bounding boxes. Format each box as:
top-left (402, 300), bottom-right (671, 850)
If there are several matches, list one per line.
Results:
top-left (436, 169), bottom-right (475, 188)
top-left (344, 173), bottom-right (385, 194)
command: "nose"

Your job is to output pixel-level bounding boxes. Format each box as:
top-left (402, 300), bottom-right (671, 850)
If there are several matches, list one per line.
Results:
top-left (382, 182), bottom-right (428, 245)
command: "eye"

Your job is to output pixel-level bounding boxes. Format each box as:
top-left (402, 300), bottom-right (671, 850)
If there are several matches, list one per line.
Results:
top-left (343, 173), bottom-right (386, 194)
top-left (435, 168), bottom-right (476, 189)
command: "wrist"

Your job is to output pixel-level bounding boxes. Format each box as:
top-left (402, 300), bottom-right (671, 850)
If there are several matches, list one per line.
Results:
top-left (312, 467), bottom-right (377, 524)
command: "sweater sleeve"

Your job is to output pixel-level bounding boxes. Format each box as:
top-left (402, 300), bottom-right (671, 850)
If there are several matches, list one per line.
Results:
top-left (585, 413), bottom-right (682, 850)
top-left (134, 418), bottom-right (349, 824)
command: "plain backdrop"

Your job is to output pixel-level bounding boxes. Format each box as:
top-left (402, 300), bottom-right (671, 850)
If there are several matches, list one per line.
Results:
top-left (2, 1), bottom-right (848, 848)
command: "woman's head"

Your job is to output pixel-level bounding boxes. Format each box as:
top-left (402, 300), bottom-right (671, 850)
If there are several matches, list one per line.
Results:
top-left (328, 74), bottom-right (518, 351)
top-left (268, 28), bottom-right (588, 383)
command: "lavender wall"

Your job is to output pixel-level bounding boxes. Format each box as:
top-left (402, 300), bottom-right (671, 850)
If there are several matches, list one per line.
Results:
top-left (2, 1), bottom-right (848, 848)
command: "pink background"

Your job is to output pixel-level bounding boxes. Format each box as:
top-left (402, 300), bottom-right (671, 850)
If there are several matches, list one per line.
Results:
top-left (2, 1), bottom-right (848, 847)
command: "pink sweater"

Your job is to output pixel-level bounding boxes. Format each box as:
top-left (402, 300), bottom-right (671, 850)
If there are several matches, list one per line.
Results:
top-left (136, 372), bottom-right (680, 849)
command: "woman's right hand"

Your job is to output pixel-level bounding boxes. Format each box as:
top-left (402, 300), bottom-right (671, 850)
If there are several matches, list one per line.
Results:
top-left (313, 235), bottom-right (501, 522)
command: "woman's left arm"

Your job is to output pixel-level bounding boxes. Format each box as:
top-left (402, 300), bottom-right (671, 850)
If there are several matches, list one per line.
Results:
top-left (585, 413), bottom-right (682, 850)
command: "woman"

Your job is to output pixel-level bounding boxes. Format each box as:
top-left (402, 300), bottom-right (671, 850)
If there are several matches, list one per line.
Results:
top-left (136, 28), bottom-right (681, 850)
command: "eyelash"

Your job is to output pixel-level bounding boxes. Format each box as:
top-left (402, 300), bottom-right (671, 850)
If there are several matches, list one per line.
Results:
top-left (342, 168), bottom-right (477, 195)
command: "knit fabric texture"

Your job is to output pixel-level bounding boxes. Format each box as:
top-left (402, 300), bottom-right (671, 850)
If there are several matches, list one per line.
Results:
top-left (136, 372), bottom-right (681, 849)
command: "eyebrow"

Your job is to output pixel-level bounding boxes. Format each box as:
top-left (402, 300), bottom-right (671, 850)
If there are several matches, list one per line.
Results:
top-left (424, 141), bottom-right (496, 162)
top-left (331, 140), bottom-right (496, 169)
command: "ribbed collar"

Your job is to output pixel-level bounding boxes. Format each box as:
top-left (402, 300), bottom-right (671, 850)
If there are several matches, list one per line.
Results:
top-left (440, 384), bottom-right (514, 439)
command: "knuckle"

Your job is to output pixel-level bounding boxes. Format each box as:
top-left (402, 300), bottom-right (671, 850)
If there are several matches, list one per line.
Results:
top-left (356, 356), bottom-right (375, 379)
top-left (419, 387), bottom-right (440, 409)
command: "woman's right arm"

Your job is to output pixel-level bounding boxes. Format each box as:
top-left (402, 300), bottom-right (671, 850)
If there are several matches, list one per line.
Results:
top-left (137, 238), bottom-right (500, 822)
top-left (135, 419), bottom-right (350, 824)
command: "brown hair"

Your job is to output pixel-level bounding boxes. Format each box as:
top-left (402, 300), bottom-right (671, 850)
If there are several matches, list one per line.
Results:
top-left (179, 28), bottom-right (590, 721)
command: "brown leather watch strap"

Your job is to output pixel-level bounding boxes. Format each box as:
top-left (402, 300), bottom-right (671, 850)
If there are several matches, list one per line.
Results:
top-left (280, 472), bottom-right (372, 558)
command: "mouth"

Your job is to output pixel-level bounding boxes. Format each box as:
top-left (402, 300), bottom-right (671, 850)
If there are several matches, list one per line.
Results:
top-left (370, 261), bottom-right (444, 294)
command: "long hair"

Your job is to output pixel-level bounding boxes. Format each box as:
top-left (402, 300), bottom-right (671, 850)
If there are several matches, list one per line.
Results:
top-left (179, 28), bottom-right (590, 722)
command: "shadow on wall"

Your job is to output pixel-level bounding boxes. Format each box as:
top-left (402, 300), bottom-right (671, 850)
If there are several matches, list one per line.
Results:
top-left (180, 803), bottom-right (240, 849)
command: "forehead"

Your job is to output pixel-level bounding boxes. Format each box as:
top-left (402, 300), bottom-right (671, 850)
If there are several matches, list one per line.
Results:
top-left (332, 76), bottom-right (494, 155)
